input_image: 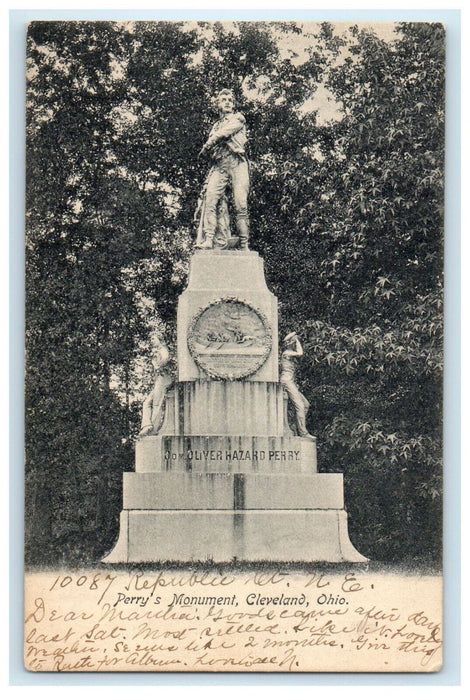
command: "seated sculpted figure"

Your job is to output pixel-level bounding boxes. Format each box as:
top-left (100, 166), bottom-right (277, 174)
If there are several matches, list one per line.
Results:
top-left (195, 88), bottom-right (250, 251)
top-left (280, 332), bottom-right (314, 440)
top-left (138, 341), bottom-right (173, 437)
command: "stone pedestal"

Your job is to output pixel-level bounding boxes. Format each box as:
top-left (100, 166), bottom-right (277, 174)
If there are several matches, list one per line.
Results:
top-left (177, 251), bottom-right (278, 382)
top-left (103, 250), bottom-right (366, 564)
top-left (103, 509), bottom-right (363, 563)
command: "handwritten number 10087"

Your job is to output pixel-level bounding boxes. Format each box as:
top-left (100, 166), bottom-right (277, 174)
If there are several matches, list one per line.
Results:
top-left (49, 574), bottom-right (116, 605)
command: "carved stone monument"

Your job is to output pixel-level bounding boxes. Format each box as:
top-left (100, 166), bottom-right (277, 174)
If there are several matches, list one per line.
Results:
top-left (103, 248), bottom-right (366, 563)
top-left (103, 86), bottom-right (365, 563)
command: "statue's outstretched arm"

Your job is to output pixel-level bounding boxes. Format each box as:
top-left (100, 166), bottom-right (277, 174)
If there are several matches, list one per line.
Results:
top-left (294, 337), bottom-right (304, 357)
top-left (283, 335), bottom-right (303, 358)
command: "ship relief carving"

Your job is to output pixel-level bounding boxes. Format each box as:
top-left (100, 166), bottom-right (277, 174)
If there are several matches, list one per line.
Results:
top-left (188, 297), bottom-right (272, 380)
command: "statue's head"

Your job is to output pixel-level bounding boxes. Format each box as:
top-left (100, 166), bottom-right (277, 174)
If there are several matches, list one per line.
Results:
top-left (152, 344), bottom-right (170, 372)
top-left (150, 335), bottom-right (170, 372)
top-left (216, 88), bottom-right (235, 115)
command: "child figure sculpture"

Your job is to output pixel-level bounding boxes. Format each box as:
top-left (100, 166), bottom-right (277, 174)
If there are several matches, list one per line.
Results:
top-left (139, 341), bottom-right (173, 437)
top-left (280, 332), bottom-right (314, 439)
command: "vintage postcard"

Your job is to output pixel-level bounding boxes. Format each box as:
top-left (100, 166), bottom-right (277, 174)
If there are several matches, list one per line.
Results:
top-left (24, 20), bottom-right (444, 672)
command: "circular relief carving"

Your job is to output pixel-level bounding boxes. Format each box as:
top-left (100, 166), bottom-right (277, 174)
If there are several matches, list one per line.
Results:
top-left (188, 297), bottom-right (272, 380)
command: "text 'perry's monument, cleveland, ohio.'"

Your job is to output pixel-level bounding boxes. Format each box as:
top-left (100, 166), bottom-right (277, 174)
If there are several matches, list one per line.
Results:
top-left (103, 88), bottom-right (366, 563)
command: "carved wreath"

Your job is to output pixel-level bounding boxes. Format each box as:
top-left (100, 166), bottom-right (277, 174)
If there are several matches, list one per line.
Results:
top-left (187, 296), bottom-right (273, 381)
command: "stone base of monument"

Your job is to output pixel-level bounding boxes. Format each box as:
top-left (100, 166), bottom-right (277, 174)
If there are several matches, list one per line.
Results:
top-left (102, 470), bottom-right (366, 563)
top-left (102, 507), bottom-right (365, 563)
top-left (102, 250), bottom-right (367, 565)
top-left (103, 509), bottom-right (367, 563)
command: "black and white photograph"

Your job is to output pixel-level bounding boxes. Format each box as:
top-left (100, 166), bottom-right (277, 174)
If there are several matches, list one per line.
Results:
top-left (24, 19), bottom-right (445, 673)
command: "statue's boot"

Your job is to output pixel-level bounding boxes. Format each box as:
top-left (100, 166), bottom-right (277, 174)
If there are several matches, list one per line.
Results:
top-left (197, 235), bottom-right (214, 249)
top-left (296, 415), bottom-right (314, 440)
top-left (236, 217), bottom-right (250, 250)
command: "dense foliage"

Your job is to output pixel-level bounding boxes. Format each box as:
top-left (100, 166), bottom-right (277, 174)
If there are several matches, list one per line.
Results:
top-left (25, 21), bottom-right (444, 566)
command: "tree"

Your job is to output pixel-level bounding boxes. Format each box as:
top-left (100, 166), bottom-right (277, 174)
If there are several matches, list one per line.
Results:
top-left (301, 23), bottom-right (444, 561)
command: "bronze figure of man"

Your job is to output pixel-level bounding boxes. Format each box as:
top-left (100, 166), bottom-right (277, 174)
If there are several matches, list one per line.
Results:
top-left (195, 89), bottom-right (250, 250)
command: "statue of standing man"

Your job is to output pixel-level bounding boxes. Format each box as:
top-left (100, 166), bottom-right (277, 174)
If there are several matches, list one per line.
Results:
top-left (195, 89), bottom-right (250, 251)
top-left (280, 332), bottom-right (314, 440)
